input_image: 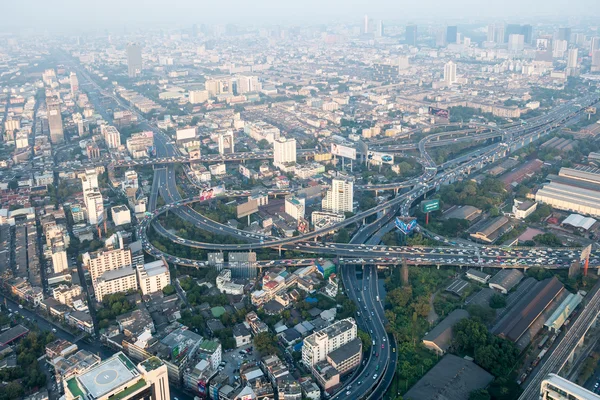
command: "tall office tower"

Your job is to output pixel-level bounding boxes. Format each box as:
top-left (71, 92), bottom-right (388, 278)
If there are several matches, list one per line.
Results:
top-left (443, 61), bottom-right (457, 85)
top-left (553, 39), bottom-right (568, 58)
top-left (64, 353), bottom-right (170, 400)
top-left (522, 24), bottom-right (533, 44)
top-left (591, 37), bottom-right (600, 55)
top-left (81, 168), bottom-right (99, 192)
top-left (302, 318), bottom-right (358, 367)
top-left (375, 20), bottom-right (384, 38)
top-left (567, 48), bottom-right (579, 68)
top-left (189, 90), bottom-right (209, 104)
top-left (446, 26), bottom-right (458, 44)
top-left (322, 178), bottom-right (354, 214)
top-left (273, 137), bottom-right (297, 168)
top-left (405, 25), bottom-right (418, 46)
top-left (592, 51), bottom-right (600, 71)
top-left (487, 24), bottom-right (495, 42)
top-left (218, 131), bottom-right (235, 154)
top-left (363, 15), bottom-right (369, 34)
top-left (84, 189), bottom-right (104, 225)
top-left (495, 24), bottom-right (505, 44)
top-left (540, 374), bottom-right (600, 400)
top-left (508, 34), bottom-right (525, 52)
top-left (237, 75), bottom-right (261, 93)
top-left (69, 72), bottom-right (79, 97)
top-left (192, 23), bottom-right (198, 37)
top-left (47, 97), bottom-right (64, 144)
top-left (126, 42), bottom-right (142, 78)
top-left (558, 27), bottom-right (572, 42)
top-left (504, 24), bottom-right (521, 42)
top-left (102, 125), bottom-right (121, 149)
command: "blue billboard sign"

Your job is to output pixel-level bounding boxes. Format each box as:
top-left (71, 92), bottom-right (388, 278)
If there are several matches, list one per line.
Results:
top-left (395, 217), bottom-right (417, 235)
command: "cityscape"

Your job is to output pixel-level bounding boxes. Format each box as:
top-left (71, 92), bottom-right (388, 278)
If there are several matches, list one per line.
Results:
top-left (3, 2), bottom-right (600, 400)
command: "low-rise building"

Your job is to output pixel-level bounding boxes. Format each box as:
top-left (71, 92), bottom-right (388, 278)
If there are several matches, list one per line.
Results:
top-left (512, 199), bottom-right (537, 219)
top-left (422, 309), bottom-right (469, 355)
top-left (93, 267), bottom-right (138, 301)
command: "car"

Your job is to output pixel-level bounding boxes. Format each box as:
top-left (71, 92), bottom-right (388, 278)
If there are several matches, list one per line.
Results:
top-left (381, 344), bottom-right (385, 349)
top-left (375, 352), bottom-right (379, 357)
top-left (373, 374), bottom-right (378, 380)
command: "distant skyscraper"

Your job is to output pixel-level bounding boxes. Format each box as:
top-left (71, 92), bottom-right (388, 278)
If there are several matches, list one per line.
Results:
top-left (567, 48), bottom-right (578, 68)
top-left (363, 15), bottom-right (369, 34)
top-left (126, 43), bottom-right (142, 78)
top-left (487, 24), bottom-right (495, 42)
top-left (521, 24), bottom-right (533, 44)
top-left (405, 25), bottom-right (418, 46)
top-left (47, 97), bottom-right (64, 144)
top-left (443, 61), bottom-right (457, 85)
top-left (69, 72), bottom-right (79, 97)
top-left (375, 20), bottom-right (384, 38)
top-left (558, 27), bottom-right (571, 42)
top-left (446, 26), bottom-right (458, 44)
top-left (504, 24), bottom-right (521, 42)
top-left (508, 34), bottom-right (525, 52)
top-left (495, 24), bottom-right (505, 44)
top-left (322, 179), bottom-right (354, 214)
top-left (590, 37), bottom-right (600, 55)
top-left (273, 137), bottom-right (296, 169)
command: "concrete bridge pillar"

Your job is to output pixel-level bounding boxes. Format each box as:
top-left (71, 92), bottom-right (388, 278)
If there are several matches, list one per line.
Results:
top-left (363, 218), bottom-right (366, 225)
top-left (394, 188), bottom-right (398, 196)
top-left (278, 245), bottom-right (282, 257)
top-left (436, 265), bottom-right (440, 270)
top-left (568, 350), bottom-right (575, 365)
top-left (375, 190), bottom-right (379, 197)
top-left (592, 317), bottom-right (598, 329)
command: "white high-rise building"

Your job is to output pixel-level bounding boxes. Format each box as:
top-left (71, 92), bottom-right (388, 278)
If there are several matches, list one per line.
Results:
top-left (567, 48), bottom-right (579, 68)
top-left (47, 98), bottom-right (64, 144)
top-left (81, 169), bottom-right (99, 192)
top-left (273, 137), bottom-right (297, 169)
top-left (541, 374), bottom-right (600, 400)
top-left (591, 37), bottom-right (600, 55)
top-left (285, 196), bottom-right (305, 221)
top-left (443, 61), bottom-right (457, 85)
top-left (363, 15), bottom-right (369, 34)
top-left (70, 72), bottom-right (79, 97)
top-left (302, 318), bottom-right (357, 367)
top-left (84, 189), bottom-right (104, 225)
top-left (322, 178), bottom-right (354, 214)
top-left (553, 39), bottom-right (568, 58)
top-left (83, 247), bottom-right (133, 281)
top-left (486, 24), bottom-right (495, 42)
top-left (508, 34), bottom-right (525, 52)
top-left (218, 131), bottom-right (235, 154)
top-left (189, 90), bottom-right (209, 104)
top-left (102, 125), bottom-right (121, 149)
top-left (237, 75), bottom-right (261, 93)
top-left (137, 260), bottom-right (171, 295)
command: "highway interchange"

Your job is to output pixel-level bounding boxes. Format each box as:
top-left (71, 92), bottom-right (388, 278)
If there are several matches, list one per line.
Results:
top-left (69, 59), bottom-right (600, 399)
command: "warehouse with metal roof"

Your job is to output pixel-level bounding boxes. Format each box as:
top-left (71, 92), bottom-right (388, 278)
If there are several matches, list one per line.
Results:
top-left (488, 269), bottom-right (524, 294)
top-left (544, 292), bottom-right (582, 332)
top-left (492, 277), bottom-right (565, 347)
top-left (422, 309), bottom-right (470, 355)
top-left (535, 167), bottom-right (600, 217)
top-left (470, 216), bottom-right (510, 243)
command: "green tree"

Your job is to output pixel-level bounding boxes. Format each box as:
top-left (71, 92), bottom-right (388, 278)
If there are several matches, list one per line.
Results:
top-left (162, 284), bottom-right (176, 296)
top-left (453, 318), bottom-right (489, 354)
top-left (469, 389), bottom-right (491, 400)
top-left (357, 329), bottom-right (372, 352)
top-left (335, 228), bottom-right (350, 243)
top-left (489, 294), bottom-right (506, 309)
top-left (253, 332), bottom-right (279, 356)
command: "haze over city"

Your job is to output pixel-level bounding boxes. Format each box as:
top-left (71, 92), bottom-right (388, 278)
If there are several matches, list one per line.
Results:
top-left (2, 3), bottom-right (600, 400)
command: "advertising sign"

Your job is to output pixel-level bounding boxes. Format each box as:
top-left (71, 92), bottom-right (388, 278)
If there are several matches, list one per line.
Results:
top-left (331, 143), bottom-right (357, 160)
top-left (367, 151), bottom-right (394, 165)
top-left (297, 217), bottom-right (309, 234)
top-left (581, 244), bottom-right (592, 262)
top-left (237, 199), bottom-right (259, 218)
top-left (420, 199), bottom-right (440, 213)
top-left (428, 106), bottom-right (450, 119)
top-left (198, 185), bottom-right (225, 201)
top-left (198, 379), bottom-right (206, 396)
top-left (395, 217), bottom-right (418, 235)
top-left (189, 147), bottom-right (201, 160)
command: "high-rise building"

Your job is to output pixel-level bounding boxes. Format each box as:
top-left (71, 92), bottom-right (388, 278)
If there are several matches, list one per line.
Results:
top-left (405, 25), bottom-right (418, 46)
top-left (102, 125), bottom-right (121, 149)
top-left (51, 246), bottom-right (69, 274)
top-left (522, 24), bottom-right (533, 44)
top-left (508, 34), bottom-right (525, 52)
top-left (137, 260), bottom-right (171, 295)
top-left (302, 318), bottom-right (358, 367)
top-left (322, 178), bottom-right (353, 214)
top-left (558, 27), bottom-right (572, 42)
top-left (285, 196), bottom-right (305, 220)
top-left (375, 20), bottom-right (384, 38)
top-left (540, 374), bottom-right (600, 400)
top-left (567, 48), bottom-right (579, 68)
top-left (47, 97), bottom-right (64, 144)
top-left (591, 37), bottom-right (600, 55)
top-left (487, 24), bottom-right (495, 42)
top-left (236, 75), bottom-right (261, 93)
top-left (83, 247), bottom-right (133, 281)
top-left (64, 353), bottom-right (170, 400)
top-left (446, 26), bottom-right (458, 44)
top-left (84, 189), bottom-right (104, 225)
top-left (495, 24), bottom-right (505, 44)
top-left (273, 137), bottom-right (297, 169)
top-left (553, 39), bottom-right (568, 58)
top-left (80, 169), bottom-right (99, 192)
top-left (218, 131), bottom-right (235, 155)
top-left (70, 72), bottom-right (79, 97)
top-left (363, 15), bottom-right (369, 34)
top-left (592, 50), bottom-right (600, 71)
top-left (94, 267), bottom-right (138, 301)
top-left (188, 90), bottom-right (209, 104)
top-left (443, 61), bottom-right (457, 85)
top-left (126, 43), bottom-right (142, 78)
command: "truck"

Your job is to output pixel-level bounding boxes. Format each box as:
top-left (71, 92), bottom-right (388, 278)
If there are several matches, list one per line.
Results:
top-left (538, 335), bottom-right (549, 349)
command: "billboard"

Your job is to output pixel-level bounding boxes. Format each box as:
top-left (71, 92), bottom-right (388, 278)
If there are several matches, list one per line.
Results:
top-left (297, 217), bottom-right (309, 234)
top-left (428, 106), bottom-right (450, 119)
top-left (331, 143), bottom-right (357, 160)
top-left (367, 151), bottom-right (394, 165)
top-left (176, 127), bottom-right (196, 141)
top-left (198, 185), bottom-right (225, 201)
top-left (395, 217), bottom-right (418, 235)
top-left (198, 379), bottom-right (206, 396)
top-left (237, 199), bottom-right (259, 218)
top-left (420, 199), bottom-right (440, 213)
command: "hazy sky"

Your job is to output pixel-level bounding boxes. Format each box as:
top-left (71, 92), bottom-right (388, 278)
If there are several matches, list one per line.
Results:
top-left (4, 0), bottom-right (599, 31)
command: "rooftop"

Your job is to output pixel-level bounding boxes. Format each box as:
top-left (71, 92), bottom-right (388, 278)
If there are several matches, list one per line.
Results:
top-left (71, 352), bottom-right (139, 399)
